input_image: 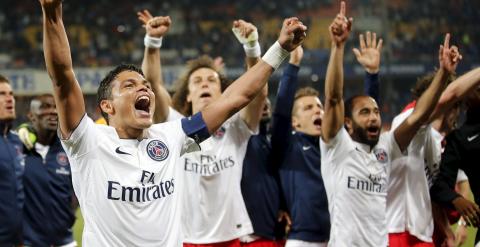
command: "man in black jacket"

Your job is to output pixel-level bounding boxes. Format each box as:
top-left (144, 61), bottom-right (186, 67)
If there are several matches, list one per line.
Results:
top-left (430, 84), bottom-right (480, 245)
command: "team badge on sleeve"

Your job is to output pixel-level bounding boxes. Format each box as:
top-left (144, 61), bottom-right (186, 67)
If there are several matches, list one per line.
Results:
top-left (146, 140), bottom-right (169, 161)
top-left (56, 152), bottom-right (69, 166)
top-left (374, 148), bottom-right (388, 163)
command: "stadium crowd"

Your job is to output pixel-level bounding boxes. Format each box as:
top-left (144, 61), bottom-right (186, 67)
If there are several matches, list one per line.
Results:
top-left (0, 0), bottom-right (479, 247)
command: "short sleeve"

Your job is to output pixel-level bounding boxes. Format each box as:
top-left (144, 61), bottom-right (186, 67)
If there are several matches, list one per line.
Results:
top-left (60, 114), bottom-right (100, 158)
top-left (381, 130), bottom-right (403, 161)
top-left (320, 127), bottom-right (354, 162)
top-left (166, 107), bottom-right (184, 122)
top-left (226, 113), bottom-right (256, 145)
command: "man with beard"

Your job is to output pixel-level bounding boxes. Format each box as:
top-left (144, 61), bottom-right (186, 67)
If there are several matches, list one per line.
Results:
top-left (320, 1), bottom-right (460, 246)
top-left (0, 75), bottom-right (24, 246)
top-left (20, 94), bottom-right (77, 247)
top-left (430, 84), bottom-right (480, 246)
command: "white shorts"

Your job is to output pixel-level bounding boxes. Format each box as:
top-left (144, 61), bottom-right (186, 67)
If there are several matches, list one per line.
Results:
top-left (285, 239), bottom-right (327, 247)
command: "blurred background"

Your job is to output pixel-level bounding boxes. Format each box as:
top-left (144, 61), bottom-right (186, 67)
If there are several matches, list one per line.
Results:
top-left (1, 0), bottom-right (478, 246)
top-left (1, 0), bottom-right (479, 127)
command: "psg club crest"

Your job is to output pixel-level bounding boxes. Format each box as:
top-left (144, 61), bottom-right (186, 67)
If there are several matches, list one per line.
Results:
top-left (146, 140), bottom-right (169, 161)
top-left (374, 148), bottom-right (388, 163)
top-left (213, 127), bottom-right (226, 139)
top-left (56, 152), bottom-right (69, 166)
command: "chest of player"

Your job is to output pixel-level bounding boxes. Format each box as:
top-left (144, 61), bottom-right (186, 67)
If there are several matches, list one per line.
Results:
top-left (344, 144), bottom-right (390, 195)
top-left (182, 127), bottom-right (246, 177)
top-left (86, 138), bottom-right (177, 201)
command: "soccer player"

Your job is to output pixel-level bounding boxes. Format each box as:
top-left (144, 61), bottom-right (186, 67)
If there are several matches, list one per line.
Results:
top-left (388, 67), bottom-right (480, 247)
top-left (270, 45), bottom-right (330, 247)
top-left (20, 94), bottom-right (77, 247)
top-left (320, 1), bottom-right (460, 246)
top-left (0, 75), bottom-right (24, 246)
top-left (430, 78), bottom-right (480, 246)
top-left (39, 0), bottom-right (306, 246)
top-left (171, 20), bottom-right (271, 247)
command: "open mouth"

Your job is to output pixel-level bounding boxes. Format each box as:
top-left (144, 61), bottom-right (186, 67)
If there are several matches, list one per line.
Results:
top-left (367, 126), bottom-right (380, 136)
top-left (200, 92), bottom-right (212, 99)
top-left (313, 118), bottom-right (322, 128)
top-left (134, 95), bottom-right (151, 115)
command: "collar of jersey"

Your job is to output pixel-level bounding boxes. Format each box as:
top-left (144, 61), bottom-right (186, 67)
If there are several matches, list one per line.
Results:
top-left (352, 140), bottom-right (372, 153)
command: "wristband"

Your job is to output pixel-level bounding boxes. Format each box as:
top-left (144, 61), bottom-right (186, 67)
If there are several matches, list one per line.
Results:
top-left (144, 35), bottom-right (163, 48)
top-left (262, 41), bottom-right (289, 70)
top-left (243, 41), bottom-right (261, 58)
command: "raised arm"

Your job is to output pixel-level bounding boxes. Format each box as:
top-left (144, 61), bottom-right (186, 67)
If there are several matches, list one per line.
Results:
top-left (40, 0), bottom-right (85, 138)
top-left (201, 17), bottom-right (307, 134)
top-left (430, 67), bottom-right (480, 121)
top-left (233, 20), bottom-right (267, 131)
top-left (322, 1), bottom-right (352, 143)
top-left (137, 10), bottom-right (172, 123)
top-left (394, 34), bottom-right (461, 151)
top-left (270, 46), bottom-right (303, 164)
top-left (353, 31), bottom-right (383, 103)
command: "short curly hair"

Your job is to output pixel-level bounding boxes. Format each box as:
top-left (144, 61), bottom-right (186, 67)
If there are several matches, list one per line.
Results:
top-left (172, 55), bottom-right (230, 116)
top-left (411, 70), bottom-right (456, 99)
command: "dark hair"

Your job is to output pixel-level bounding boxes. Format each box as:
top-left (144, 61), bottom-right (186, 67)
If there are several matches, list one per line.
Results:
top-left (411, 70), bottom-right (456, 99)
top-left (345, 94), bottom-right (370, 118)
top-left (0, 74), bottom-right (10, 84)
top-left (172, 55), bottom-right (230, 116)
top-left (96, 64), bottom-right (144, 123)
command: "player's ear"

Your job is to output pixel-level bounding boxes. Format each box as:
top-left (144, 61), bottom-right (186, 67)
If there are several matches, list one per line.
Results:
top-left (100, 99), bottom-right (114, 116)
top-left (345, 117), bottom-right (353, 134)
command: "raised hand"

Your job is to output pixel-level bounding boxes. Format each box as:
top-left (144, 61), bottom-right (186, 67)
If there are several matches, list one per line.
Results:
top-left (278, 17), bottom-right (307, 52)
top-left (289, 46), bottom-right (304, 66)
top-left (353, 31), bottom-right (383, 74)
top-left (438, 33), bottom-right (462, 74)
top-left (232, 19), bottom-right (258, 46)
top-left (137, 10), bottom-right (171, 38)
top-left (329, 1), bottom-right (353, 46)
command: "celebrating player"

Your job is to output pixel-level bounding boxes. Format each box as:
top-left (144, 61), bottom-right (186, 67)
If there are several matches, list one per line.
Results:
top-left (319, 1), bottom-right (460, 246)
top-left (39, 0), bottom-right (306, 246)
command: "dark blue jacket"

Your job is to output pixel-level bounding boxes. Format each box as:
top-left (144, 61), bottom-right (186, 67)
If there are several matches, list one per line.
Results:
top-left (241, 121), bottom-right (283, 240)
top-left (0, 123), bottom-right (25, 245)
top-left (270, 64), bottom-right (330, 242)
top-left (23, 137), bottom-right (76, 247)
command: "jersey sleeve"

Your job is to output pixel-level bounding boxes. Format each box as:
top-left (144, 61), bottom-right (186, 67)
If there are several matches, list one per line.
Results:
top-left (227, 112), bottom-right (256, 145)
top-left (382, 130), bottom-right (403, 162)
top-left (167, 107), bottom-right (184, 122)
top-left (320, 127), bottom-right (354, 165)
top-left (270, 64), bottom-right (299, 166)
top-left (60, 114), bottom-right (100, 158)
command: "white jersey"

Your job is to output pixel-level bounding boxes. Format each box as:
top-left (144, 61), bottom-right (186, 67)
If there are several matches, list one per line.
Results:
top-left (320, 128), bottom-right (402, 247)
top-left (181, 113), bottom-right (254, 243)
top-left (387, 109), bottom-right (443, 242)
top-left (61, 115), bottom-right (194, 247)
